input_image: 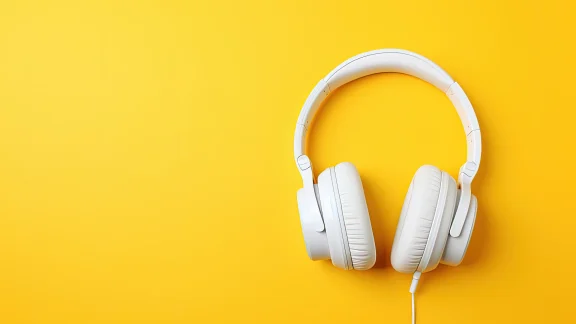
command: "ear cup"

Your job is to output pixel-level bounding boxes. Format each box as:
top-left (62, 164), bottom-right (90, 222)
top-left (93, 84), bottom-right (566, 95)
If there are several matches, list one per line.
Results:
top-left (442, 194), bottom-right (477, 266)
top-left (334, 163), bottom-right (376, 270)
top-left (391, 165), bottom-right (458, 273)
top-left (318, 167), bottom-right (349, 269)
top-left (317, 163), bottom-right (376, 270)
top-left (422, 178), bottom-right (457, 272)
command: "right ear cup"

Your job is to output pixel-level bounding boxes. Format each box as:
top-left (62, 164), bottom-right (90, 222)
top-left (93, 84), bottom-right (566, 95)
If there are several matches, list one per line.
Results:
top-left (318, 162), bottom-right (376, 270)
top-left (442, 194), bottom-right (477, 266)
top-left (391, 165), bottom-right (458, 273)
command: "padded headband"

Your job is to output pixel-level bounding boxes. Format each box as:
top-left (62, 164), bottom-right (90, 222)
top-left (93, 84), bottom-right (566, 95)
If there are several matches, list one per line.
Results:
top-left (294, 49), bottom-right (481, 170)
top-left (293, 49), bottom-right (482, 237)
top-left (294, 49), bottom-right (481, 174)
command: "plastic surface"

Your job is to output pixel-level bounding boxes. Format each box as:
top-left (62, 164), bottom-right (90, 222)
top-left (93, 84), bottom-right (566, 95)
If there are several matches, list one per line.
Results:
top-left (294, 50), bottom-right (482, 174)
top-left (409, 271), bottom-right (422, 294)
top-left (297, 185), bottom-right (330, 260)
top-left (297, 155), bottom-right (324, 232)
top-left (324, 49), bottom-right (454, 92)
top-left (447, 83), bottom-right (481, 158)
top-left (450, 161), bottom-right (478, 237)
top-left (442, 194), bottom-right (477, 266)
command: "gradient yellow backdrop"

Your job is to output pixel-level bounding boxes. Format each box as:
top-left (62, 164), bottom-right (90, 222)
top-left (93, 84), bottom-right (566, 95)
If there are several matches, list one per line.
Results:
top-left (0, 1), bottom-right (575, 323)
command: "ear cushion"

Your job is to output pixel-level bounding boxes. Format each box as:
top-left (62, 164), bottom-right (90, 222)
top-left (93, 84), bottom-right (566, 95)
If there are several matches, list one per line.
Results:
top-left (333, 162), bottom-right (376, 270)
top-left (421, 175), bottom-right (457, 272)
top-left (391, 165), bottom-right (457, 273)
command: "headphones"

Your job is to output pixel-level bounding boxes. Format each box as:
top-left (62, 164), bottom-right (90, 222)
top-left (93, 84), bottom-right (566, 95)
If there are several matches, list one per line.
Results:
top-left (294, 49), bottom-right (481, 279)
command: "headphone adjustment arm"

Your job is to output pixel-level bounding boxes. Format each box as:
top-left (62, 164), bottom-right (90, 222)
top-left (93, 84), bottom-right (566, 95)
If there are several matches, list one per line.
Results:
top-left (450, 162), bottom-right (477, 237)
top-left (297, 155), bottom-right (325, 232)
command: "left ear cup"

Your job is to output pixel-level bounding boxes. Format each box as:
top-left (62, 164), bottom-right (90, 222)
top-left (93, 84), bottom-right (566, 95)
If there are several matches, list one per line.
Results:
top-left (391, 165), bottom-right (458, 273)
top-left (318, 162), bottom-right (376, 270)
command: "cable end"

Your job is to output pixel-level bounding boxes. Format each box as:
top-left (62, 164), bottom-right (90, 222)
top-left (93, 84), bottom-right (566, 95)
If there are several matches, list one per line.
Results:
top-left (409, 271), bottom-right (422, 294)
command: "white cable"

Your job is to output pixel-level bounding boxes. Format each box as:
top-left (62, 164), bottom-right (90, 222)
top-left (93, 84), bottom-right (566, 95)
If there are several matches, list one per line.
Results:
top-left (409, 271), bottom-right (422, 324)
top-left (411, 293), bottom-right (415, 324)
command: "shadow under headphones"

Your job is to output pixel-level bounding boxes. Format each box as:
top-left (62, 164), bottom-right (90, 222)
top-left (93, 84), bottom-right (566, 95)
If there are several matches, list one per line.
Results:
top-left (294, 49), bottom-right (482, 282)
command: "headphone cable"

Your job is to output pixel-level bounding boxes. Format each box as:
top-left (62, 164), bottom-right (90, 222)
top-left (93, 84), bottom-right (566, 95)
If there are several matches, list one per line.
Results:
top-left (411, 293), bottom-right (415, 324)
top-left (409, 271), bottom-right (422, 324)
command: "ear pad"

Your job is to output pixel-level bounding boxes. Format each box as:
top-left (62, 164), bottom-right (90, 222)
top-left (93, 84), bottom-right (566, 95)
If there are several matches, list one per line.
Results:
top-left (318, 162), bottom-right (376, 270)
top-left (391, 165), bottom-right (458, 273)
top-left (335, 163), bottom-right (377, 270)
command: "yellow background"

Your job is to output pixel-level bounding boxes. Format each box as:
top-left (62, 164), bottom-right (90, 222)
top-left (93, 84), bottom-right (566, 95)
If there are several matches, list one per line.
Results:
top-left (0, 0), bottom-right (575, 323)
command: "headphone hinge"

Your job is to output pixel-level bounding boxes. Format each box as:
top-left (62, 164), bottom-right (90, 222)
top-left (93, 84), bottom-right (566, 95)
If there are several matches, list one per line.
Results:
top-left (297, 155), bottom-right (325, 232)
top-left (450, 163), bottom-right (476, 237)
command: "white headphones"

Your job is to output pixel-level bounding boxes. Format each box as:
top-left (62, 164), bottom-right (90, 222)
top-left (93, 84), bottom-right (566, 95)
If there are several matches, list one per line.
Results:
top-left (294, 49), bottom-right (482, 279)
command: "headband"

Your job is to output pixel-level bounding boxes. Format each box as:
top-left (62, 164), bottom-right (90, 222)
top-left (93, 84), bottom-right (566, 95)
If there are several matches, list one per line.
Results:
top-left (293, 49), bottom-right (481, 237)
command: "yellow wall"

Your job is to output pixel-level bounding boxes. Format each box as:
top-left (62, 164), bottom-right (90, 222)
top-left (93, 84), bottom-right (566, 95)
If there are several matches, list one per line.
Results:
top-left (0, 1), bottom-right (574, 323)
